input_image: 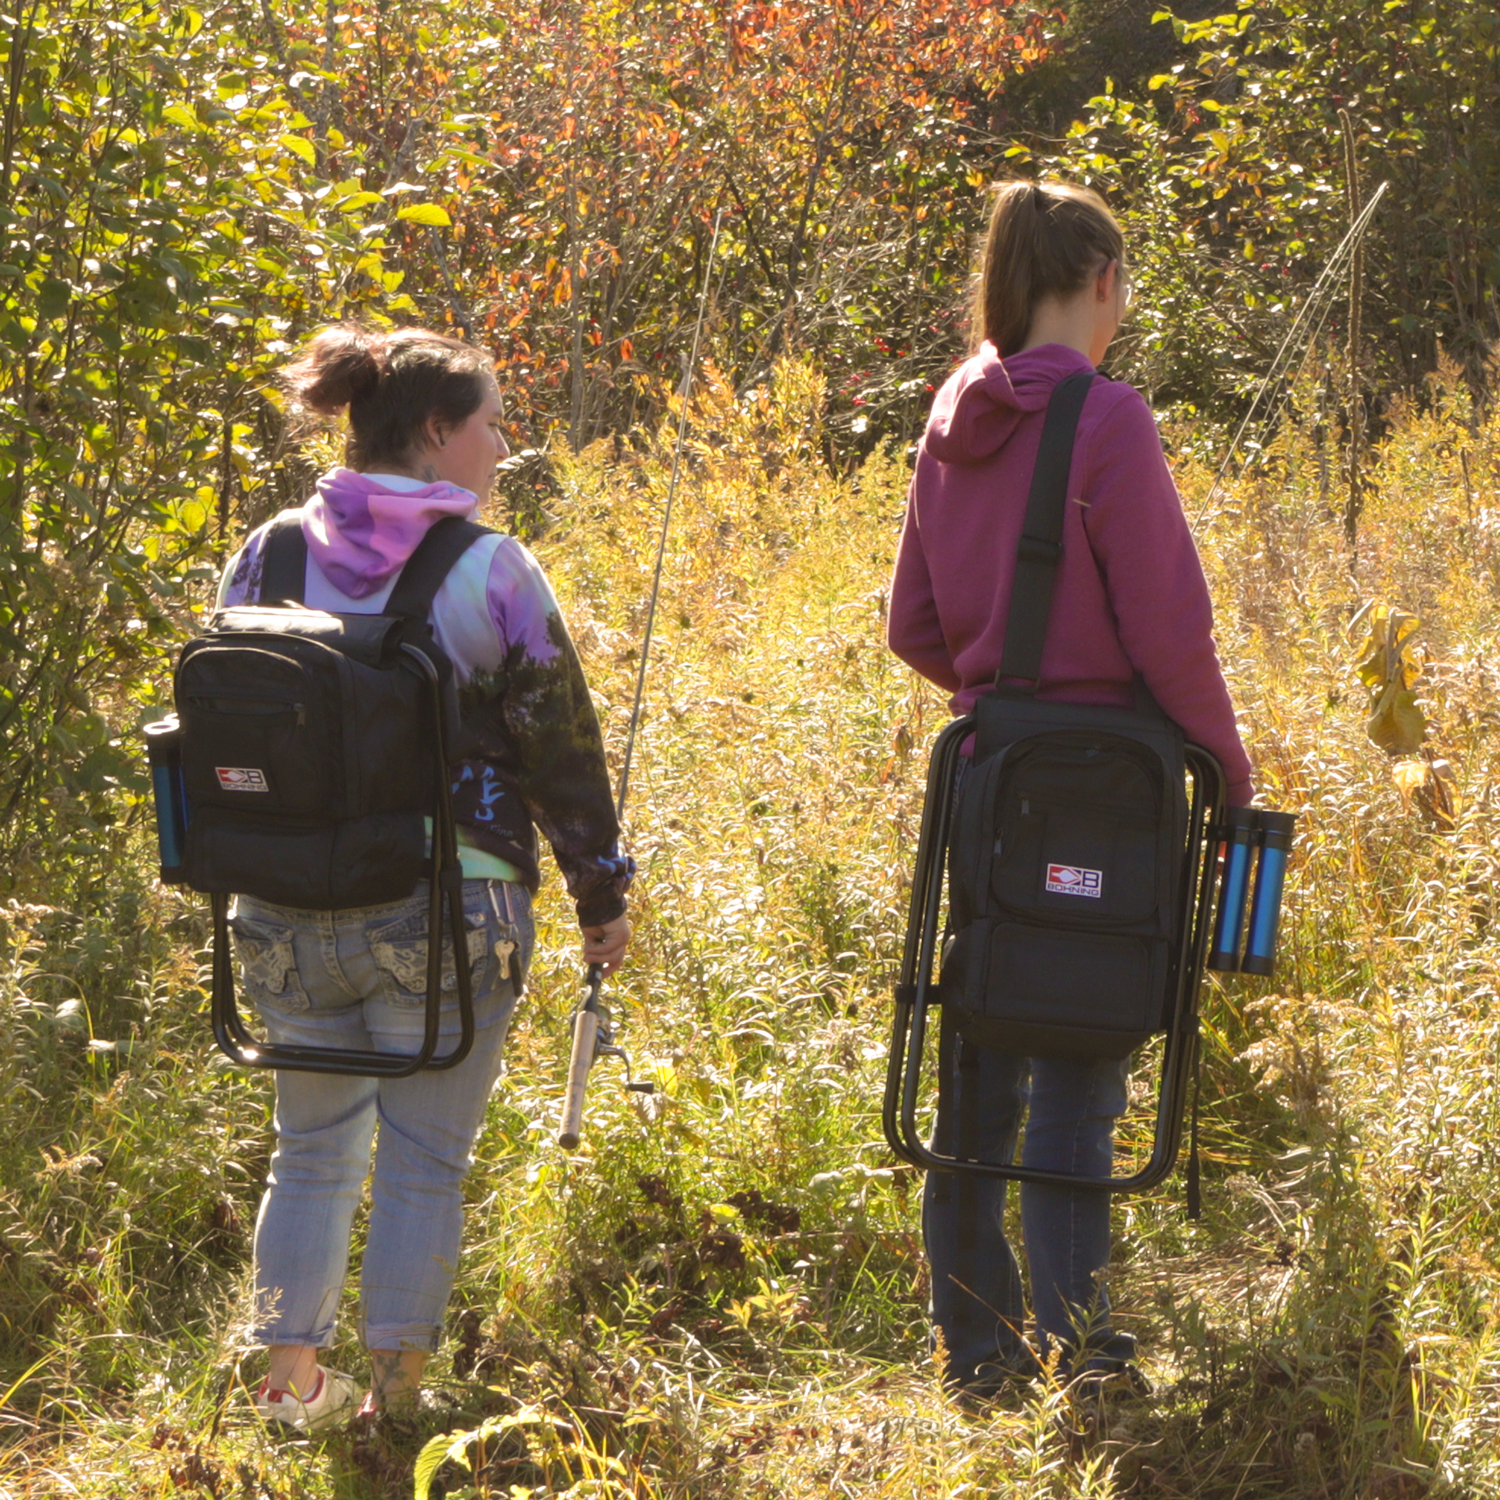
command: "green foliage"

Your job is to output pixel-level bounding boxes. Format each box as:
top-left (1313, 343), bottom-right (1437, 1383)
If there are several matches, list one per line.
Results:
top-left (1024, 0), bottom-right (1500, 408)
top-left (0, 0), bottom-right (429, 881)
top-left (0, 868), bottom-right (267, 1385)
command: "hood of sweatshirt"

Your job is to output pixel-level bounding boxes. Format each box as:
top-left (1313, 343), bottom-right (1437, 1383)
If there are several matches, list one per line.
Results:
top-left (922, 342), bottom-right (1098, 465)
top-left (301, 468), bottom-right (479, 599)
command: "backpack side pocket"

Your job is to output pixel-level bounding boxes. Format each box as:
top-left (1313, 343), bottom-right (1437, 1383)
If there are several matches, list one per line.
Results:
top-left (947, 751), bottom-right (1002, 931)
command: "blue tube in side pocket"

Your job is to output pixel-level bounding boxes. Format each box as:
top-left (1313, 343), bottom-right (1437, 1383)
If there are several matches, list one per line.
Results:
top-left (145, 716), bottom-right (189, 882)
top-left (1240, 810), bottom-right (1296, 976)
top-left (1208, 805), bottom-right (1257, 972)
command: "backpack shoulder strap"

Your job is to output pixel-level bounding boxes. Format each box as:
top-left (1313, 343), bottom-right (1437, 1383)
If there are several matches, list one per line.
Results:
top-left (259, 509), bottom-right (309, 606)
top-left (385, 515), bottom-right (494, 621)
top-left (993, 370), bottom-right (1094, 691)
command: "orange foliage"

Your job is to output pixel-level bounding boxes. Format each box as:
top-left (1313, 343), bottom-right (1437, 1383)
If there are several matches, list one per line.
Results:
top-left (269, 0), bottom-right (1055, 446)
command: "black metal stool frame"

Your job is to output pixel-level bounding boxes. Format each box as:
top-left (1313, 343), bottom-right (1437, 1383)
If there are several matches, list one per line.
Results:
top-left (208, 641), bottom-right (476, 1078)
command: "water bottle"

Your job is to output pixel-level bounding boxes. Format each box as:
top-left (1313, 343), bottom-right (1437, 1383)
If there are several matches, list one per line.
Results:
top-left (1240, 810), bottom-right (1296, 976)
top-left (1208, 805), bottom-right (1258, 972)
top-left (144, 716), bottom-right (189, 883)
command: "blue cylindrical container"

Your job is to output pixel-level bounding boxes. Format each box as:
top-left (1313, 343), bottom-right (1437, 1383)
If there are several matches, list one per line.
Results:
top-left (145, 716), bottom-right (189, 882)
top-left (1240, 810), bottom-right (1297, 977)
top-left (1208, 805), bottom-right (1258, 972)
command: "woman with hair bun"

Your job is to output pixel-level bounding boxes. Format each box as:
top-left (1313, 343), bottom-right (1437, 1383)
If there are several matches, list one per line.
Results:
top-left (888, 181), bottom-right (1253, 1400)
top-left (217, 323), bottom-right (632, 1430)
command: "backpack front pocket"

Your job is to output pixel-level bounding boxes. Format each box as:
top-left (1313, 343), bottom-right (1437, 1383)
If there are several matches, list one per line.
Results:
top-left (985, 735), bottom-right (1173, 931)
top-left (941, 916), bottom-right (1164, 1058)
top-left (178, 645), bottom-right (341, 816)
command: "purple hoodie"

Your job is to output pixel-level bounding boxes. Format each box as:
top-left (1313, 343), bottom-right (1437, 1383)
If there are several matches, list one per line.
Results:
top-left (218, 469), bottom-right (633, 925)
top-left (889, 344), bottom-right (1254, 803)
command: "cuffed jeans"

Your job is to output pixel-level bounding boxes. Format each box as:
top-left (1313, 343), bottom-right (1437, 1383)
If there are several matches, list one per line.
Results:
top-left (923, 1034), bottom-right (1135, 1387)
top-left (231, 879), bottom-right (533, 1354)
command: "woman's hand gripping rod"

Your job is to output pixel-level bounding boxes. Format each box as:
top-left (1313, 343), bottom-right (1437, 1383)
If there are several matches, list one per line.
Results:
top-left (557, 209), bottom-right (725, 1151)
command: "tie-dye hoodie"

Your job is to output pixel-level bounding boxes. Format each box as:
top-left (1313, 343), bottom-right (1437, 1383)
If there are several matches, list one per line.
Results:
top-left (217, 468), bottom-right (633, 926)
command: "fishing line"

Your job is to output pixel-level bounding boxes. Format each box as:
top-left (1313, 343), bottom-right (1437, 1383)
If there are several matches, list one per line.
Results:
top-left (1191, 180), bottom-right (1388, 536)
top-left (614, 206), bottom-right (726, 821)
top-left (1236, 270), bottom-right (1348, 484)
top-left (556, 209), bottom-right (725, 1150)
top-left (1198, 254), bottom-right (1353, 519)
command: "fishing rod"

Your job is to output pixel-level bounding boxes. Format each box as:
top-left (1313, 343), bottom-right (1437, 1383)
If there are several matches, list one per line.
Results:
top-left (558, 207), bottom-right (727, 1151)
top-left (1191, 179), bottom-right (1388, 537)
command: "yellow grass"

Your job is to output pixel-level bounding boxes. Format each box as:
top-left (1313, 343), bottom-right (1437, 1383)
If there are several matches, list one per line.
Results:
top-left (4, 354), bottom-right (1500, 1497)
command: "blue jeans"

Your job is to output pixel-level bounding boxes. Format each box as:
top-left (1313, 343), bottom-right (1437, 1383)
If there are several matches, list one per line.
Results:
top-left (922, 1036), bottom-right (1135, 1387)
top-left (231, 879), bottom-right (533, 1354)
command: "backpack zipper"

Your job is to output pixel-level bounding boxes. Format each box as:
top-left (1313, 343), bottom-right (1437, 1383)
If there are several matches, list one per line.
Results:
top-left (187, 692), bottom-right (305, 725)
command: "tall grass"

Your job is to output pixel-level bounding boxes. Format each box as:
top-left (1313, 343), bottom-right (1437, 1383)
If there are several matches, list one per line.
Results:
top-left (3, 355), bottom-right (1500, 1497)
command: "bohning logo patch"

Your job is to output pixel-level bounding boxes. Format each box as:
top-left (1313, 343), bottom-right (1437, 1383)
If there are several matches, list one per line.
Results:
top-left (1045, 863), bottom-right (1103, 898)
top-left (216, 767), bottom-right (269, 793)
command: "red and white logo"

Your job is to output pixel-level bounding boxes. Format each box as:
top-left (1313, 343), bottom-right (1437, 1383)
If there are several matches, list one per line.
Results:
top-left (216, 767), bottom-right (269, 793)
top-left (1045, 863), bottom-right (1103, 898)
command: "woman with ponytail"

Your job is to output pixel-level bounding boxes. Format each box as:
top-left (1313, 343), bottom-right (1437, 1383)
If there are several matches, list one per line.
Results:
top-left (217, 324), bottom-right (632, 1430)
top-left (888, 181), bottom-right (1253, 1399)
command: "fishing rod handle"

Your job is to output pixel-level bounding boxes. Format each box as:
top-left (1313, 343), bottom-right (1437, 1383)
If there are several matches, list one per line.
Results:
top-left (558, 963), bottom-right (604, 1151)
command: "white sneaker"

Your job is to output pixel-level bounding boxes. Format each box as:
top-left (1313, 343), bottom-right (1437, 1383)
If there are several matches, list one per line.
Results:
top-left (255, 1366), bottom-right (359, 1433)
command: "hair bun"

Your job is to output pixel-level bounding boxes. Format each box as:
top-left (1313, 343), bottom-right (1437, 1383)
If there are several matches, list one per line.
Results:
top-left (280, 323), bottom-right (386, 416)
top-left (276, 320), bottom-right (494, 472)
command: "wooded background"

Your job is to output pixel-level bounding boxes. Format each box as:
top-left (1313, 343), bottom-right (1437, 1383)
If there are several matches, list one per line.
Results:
top-left (1, 0), bottom-right (1496, 891)
top-left (6, 7), bottom-right (1500, 1497)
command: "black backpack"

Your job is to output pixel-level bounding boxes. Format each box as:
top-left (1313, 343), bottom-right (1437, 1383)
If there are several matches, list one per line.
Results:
top-left (937, 372), bottom-right (1189, 1061)
top-left (161, 508), bottom-right (492, 1076)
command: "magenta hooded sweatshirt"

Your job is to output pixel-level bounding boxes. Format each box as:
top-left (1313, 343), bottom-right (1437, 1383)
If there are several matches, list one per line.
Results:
top-left (889, 343), bottom-right (1254, 804)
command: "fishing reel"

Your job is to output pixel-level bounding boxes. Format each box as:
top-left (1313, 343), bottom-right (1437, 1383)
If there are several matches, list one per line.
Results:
top-left (584, 1005), bottom-right (657, 1096)
top-left (559, 965), bottom-right (655, 1150)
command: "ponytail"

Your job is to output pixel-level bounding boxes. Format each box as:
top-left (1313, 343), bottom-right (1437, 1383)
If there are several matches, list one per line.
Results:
top-left (973, 180), bottom-right (1125, 356)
